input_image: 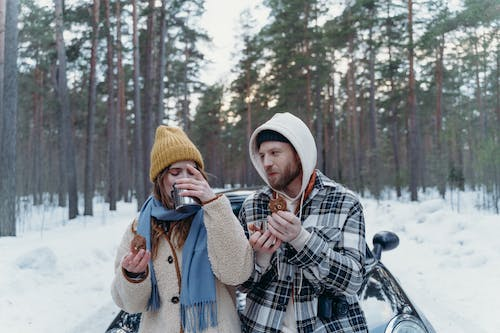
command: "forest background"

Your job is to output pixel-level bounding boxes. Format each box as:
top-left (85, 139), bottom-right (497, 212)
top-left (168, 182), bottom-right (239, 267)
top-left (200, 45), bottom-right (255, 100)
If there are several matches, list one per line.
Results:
top-left (0, 0), bottom-right (499, 236)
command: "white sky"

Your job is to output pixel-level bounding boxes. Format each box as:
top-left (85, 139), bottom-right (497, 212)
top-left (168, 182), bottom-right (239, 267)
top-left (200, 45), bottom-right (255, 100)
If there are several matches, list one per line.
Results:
top-left (1, 188), bottom-right (499, 332)
top-left (199, 0), bottom-right (268, 85)
top-left (33, 0), bottom-right (268, 86)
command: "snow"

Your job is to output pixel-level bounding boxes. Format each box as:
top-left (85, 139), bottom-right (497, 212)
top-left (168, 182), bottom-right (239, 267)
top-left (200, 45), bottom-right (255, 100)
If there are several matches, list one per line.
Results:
top-left (1, 190), bottom-right (499, 333)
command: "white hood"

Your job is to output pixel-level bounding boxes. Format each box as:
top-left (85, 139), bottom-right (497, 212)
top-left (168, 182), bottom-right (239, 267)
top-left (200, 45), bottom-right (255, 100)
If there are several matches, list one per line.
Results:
top-left (249, 112), bottom-right (317, 201)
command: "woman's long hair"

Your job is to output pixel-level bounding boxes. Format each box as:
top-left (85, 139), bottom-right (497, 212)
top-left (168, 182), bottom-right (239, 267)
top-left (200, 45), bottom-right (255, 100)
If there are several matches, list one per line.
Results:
top-left (149, 163), bottom-right (206, 258)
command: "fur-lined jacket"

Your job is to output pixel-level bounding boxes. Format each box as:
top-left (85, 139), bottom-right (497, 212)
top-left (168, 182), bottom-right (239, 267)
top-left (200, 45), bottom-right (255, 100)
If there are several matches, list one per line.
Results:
top-left (111, 195), bottom-right (254, 333)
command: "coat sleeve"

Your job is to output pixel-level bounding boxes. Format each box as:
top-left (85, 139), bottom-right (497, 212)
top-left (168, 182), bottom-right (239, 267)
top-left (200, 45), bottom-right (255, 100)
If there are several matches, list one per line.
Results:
top-left (203, 195), bottom-right (254, 286)
top-left (236, 199), bottom-right (270, 293)
top-left (110, 221), bottom-right (152, 314)
top-left (288, 196), bottom-right (366, 297)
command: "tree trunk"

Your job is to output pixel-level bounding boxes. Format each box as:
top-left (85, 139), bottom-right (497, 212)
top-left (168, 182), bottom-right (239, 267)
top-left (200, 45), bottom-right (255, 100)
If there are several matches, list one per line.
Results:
top-left (182, 41), bottom-right (190, 132)
top-left (496, 43), bottom-right (500, 135)
top-left (156, 0), bottom-right (167, 125)
top-left (116, 0), bottom-right (130, 202)
top-left (314, 72), bottom-right (323, 172)
top-left (336, 119), bottom-right (344, 183)
top-left (0, 0), bottom-right (5, 133)
top-left (327, 71), bottom-right (337, 180)
top-left (435, 36), bottom-right (445, 198)
top-left (368, 16), bottom-right (379, 198)
top-left (54, 0), bottom-right (78, 219)
top-left (303, 1), bottom-right (312, 127)
top-left (0, 0), bottom-right (19, 236)
top-left (245, 62), bottom-right (252, 186)
top-left (311, 3), bottom-right (323, 173)
top-left (84, 0), bottom-right (100, 216)
top-left (132, 0), bottom-right (145, 208)
top-left (104, 0), bottom-right (117, 211)
top-left (390, 111), bottom-right (402, 197)
top-left (142, 0), bottom-right (155, 196)
top-left (385, 0), bottom-right (401, 198)
top-left (50, 62), bottom-right (67, 208)
top-left (347, 35), bottom-right (359, 191)
top-left (473, 35), bottom-right (486, 137)
top-left (32, 67), bottom-right (44, 205)
top-left (407, 0), bottom-right (418, 201)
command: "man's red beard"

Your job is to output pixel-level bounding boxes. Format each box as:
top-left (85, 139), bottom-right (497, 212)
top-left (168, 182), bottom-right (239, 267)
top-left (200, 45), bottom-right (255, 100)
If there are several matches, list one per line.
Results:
top-left (266, 163), bottom-right (301, 191)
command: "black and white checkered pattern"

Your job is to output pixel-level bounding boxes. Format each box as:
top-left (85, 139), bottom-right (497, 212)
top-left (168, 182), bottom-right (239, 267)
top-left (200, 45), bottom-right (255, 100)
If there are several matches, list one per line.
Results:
top-left (238, 170), bottom-right (368, 333)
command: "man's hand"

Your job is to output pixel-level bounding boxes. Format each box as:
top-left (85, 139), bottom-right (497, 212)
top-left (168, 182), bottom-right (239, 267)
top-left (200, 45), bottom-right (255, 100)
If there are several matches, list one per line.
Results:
top-left (268, 210), bottom-right (302, 243)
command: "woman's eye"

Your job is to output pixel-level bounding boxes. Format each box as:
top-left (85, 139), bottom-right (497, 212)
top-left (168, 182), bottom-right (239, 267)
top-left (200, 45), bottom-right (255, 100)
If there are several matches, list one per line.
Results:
top-left (168, 169), bottom-right (181, 176)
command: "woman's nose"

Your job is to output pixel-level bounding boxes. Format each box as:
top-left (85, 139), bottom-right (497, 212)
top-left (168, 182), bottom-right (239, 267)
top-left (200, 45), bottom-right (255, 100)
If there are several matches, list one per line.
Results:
top-left (179, 169), bottom-right (196, 179)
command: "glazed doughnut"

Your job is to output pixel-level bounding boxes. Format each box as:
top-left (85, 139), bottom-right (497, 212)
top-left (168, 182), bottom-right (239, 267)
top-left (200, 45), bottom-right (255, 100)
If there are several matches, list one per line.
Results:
top-left (269, 196), bottom-right (287, 213)
top-left (131, 234), bottom-right (146, 255)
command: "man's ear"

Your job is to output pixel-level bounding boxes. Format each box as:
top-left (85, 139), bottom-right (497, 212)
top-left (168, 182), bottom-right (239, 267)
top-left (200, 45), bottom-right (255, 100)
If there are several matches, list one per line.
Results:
top-left (295, 151), bottom-right (302, 168)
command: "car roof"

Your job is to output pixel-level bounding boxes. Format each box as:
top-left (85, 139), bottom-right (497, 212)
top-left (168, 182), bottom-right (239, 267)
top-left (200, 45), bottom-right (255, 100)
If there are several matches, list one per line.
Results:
top-left (216, 187), bottom-right (259, 196)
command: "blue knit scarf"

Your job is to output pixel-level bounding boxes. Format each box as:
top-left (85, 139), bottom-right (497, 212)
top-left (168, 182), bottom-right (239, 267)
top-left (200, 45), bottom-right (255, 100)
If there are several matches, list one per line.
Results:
top-left (137, 196), bottom-right (217, 333)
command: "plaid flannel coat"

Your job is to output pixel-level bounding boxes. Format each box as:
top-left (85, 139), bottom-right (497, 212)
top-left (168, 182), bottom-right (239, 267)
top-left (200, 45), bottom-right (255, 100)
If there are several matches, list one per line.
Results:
top-left (238, 171), bottom-right (368, 333)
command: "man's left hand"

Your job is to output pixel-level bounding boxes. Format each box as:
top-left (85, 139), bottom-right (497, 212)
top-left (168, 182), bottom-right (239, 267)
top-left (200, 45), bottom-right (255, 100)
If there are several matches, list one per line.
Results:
top-left (267, 211), bottom-right (302, 243)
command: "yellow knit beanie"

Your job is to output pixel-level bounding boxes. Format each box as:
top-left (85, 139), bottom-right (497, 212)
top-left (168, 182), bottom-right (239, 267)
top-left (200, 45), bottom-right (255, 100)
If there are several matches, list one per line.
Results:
top-left (149, 125), bottom-right (204, 182)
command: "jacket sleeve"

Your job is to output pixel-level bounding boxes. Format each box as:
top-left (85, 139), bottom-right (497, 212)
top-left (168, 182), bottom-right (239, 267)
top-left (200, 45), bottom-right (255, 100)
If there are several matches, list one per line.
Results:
top-left (288, 197), bottom-right (366, 296)
top-left (203, 195), bottom-right (254, 286)
top-left (236, 199), bottom-right (271, 293)
top-left (110, 221), bottom-right (152, 314)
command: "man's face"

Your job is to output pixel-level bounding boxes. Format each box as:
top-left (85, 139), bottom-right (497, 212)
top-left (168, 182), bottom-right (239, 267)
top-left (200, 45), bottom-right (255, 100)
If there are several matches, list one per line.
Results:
top-left (258, 141), bottom-right (301, 191)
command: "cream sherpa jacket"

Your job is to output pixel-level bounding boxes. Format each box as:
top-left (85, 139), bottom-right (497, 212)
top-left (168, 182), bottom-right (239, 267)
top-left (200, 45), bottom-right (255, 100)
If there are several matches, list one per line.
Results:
top-left (111, 195), bottom-right (254, 333)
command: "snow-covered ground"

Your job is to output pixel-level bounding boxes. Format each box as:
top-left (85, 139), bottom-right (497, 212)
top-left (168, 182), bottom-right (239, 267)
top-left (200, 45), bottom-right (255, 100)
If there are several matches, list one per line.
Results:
top-left (0, 189), bottom-right (498, 333)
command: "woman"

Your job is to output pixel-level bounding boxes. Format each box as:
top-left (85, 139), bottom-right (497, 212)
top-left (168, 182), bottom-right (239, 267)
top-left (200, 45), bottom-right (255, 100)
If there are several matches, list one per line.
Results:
top-left (111, 126), bottom-right (253, 333)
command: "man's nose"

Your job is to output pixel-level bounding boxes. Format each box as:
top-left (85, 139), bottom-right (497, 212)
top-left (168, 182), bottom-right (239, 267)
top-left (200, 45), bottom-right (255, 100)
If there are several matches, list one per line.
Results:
top-left (262, 155), bottom-right (273, 167)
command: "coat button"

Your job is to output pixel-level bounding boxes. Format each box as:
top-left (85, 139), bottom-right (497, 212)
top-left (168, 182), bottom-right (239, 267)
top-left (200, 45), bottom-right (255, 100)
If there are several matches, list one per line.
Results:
top-left (167, 256), bottom-right (174, 263)
top-left (171, 296), bottom-right (179, 304)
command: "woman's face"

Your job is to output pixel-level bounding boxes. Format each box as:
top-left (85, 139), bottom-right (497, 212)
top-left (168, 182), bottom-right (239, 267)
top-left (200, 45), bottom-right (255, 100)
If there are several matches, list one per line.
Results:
top-left (159, 160), bottom-right (198, 199)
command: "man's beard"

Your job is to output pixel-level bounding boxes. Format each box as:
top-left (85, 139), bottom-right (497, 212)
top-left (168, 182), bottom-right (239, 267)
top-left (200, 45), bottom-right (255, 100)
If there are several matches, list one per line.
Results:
top-left (269, 163), bottom-right (301, 191)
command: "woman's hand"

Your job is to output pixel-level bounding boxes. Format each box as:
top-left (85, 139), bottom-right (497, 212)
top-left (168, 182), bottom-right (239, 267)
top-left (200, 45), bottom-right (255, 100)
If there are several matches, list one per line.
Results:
top-left (249, 229), bottom-right (282, 254)
top-left (174, 164), bottom-right (216, 203)
top-left (122, 248), bottom-right (150, 274)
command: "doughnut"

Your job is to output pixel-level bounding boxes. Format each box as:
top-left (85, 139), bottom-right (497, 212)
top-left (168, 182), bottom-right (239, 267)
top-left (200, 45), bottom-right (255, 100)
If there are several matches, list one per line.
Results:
top-left (131, 234), bottom-right (146, 255)
top-left (269, 196), bottom-right (287, 213)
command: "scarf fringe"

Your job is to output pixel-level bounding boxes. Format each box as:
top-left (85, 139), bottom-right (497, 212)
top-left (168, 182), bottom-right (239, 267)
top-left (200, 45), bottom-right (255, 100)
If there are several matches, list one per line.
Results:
top-left (181, 301), bottom-right (217, 333)
top-left (147, 261), bottom-right (161, 311)
top-left (138, 196), bottom-right (217, 326)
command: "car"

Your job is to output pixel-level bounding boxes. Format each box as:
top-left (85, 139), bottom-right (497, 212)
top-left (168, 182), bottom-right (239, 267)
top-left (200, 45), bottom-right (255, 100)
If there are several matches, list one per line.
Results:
top-left (360, 231), bottom-right (436, 333)
top-left (106, 188), bottom-right (436, 333)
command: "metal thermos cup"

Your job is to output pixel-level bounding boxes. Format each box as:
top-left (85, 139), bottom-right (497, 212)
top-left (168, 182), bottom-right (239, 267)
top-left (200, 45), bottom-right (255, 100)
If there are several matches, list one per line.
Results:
top-left (171, 184), bottom-right (200, 212)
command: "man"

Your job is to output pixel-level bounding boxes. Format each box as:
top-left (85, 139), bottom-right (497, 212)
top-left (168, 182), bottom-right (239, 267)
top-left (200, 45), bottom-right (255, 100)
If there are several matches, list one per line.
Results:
top-left (238, 112), bottom-right (368, 333)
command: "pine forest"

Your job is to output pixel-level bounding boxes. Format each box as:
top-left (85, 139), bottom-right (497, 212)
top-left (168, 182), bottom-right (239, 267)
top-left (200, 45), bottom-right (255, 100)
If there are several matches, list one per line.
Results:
top-left (1, 0), bottom-right (499, 236)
